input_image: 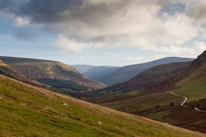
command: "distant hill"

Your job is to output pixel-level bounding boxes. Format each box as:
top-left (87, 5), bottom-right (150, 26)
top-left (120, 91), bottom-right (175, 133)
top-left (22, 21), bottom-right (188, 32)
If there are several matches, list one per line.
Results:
top-left (142, 50), bottom-right (206, 95)
top-left (98, 57), bottom-right (194, 86)
top-left (0, 60), bottom-right (41, 87)
top-left (96, 61), bottom-right (191, 95)
top-left (72, 65), bottom-right (94, 73)
top-left (83, 66), bottom-right (120, 80)
top-left (0, 74), bottom-right (202, 137)
top-left (87, 51), bottom-right (206, 133)
top-left (0, 56), bottom-right (106, 91)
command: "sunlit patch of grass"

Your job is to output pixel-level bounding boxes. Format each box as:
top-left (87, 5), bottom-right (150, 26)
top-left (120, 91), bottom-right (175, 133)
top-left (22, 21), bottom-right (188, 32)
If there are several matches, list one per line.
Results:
top-left (0, 75), bottom-right (203, 137)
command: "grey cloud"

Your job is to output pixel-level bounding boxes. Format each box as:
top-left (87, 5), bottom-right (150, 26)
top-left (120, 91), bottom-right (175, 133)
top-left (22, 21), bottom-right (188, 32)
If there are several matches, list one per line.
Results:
top-left (17, 0), bottom-right (84, 23)
top-left (16, 0), bottom-right (131, 26)
top-left (14, 29), bottom-right (37, 41)
top-left (0, 0), bottom-right (202, 53)
top-left (190, 1), bottom-right (206, 25)
top-left (0, 0), bottom-right (16, 12)
top-left (1, 0), bottom-right (190, 27)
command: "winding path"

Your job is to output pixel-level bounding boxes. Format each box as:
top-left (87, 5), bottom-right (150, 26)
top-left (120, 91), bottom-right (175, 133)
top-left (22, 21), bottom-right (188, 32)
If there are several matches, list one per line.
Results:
top-left (169, 91), bottom-right (206, 113)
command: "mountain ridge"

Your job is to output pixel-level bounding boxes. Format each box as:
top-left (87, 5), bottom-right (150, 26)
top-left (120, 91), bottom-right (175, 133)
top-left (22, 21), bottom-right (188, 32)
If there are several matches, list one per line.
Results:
top-left (0, 60), bottom-right (42, 87)
top-left (98, 57), bottom-right (194, 85)
top-left (86, 51), bottom-right (206, 133)
top-left (95, 61), bottom-right (191, 95)
top-left (0, 56), bottom-right (106, 91)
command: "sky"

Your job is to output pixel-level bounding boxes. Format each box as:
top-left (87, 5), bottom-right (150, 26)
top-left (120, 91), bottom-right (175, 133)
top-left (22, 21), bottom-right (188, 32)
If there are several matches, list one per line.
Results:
top-left (0, 0), bottom-right (206, 66)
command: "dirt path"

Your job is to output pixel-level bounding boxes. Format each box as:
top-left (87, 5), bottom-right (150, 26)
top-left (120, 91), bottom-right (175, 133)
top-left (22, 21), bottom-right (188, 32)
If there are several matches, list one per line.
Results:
top-left (169, 91), bottom-right (206, 113)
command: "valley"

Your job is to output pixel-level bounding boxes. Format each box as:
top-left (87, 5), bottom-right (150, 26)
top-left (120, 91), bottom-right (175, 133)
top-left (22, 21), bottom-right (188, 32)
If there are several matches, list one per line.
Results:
top-left (85, 51), bottom-right (206, 133)
top-left (0, 74), bottom-right (202, 137)
top-left (0, 54), bottom-right (205, 136)
top-left (1, 1), bottom-right (206, 136)
top-left (0, 56), bottom-right (106, 92)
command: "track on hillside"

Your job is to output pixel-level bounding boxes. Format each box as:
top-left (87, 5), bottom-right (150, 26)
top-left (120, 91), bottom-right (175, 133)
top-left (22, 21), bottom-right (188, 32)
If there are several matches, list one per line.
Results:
top-left (169, 91), bottom-right (206, 113)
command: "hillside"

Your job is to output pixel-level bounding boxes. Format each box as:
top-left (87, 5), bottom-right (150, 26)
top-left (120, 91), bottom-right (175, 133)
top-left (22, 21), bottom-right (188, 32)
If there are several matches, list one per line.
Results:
top-left (98, 57), bottom-right (194, 86)
top-left (0, 60), bottom-right (41, 87)
top-left (0, 74), bottom-right (203, 137)
top-left (97, 61), bottom-right (191, 95)
top-left (0, 56), bottom-right (106, 91)
top-left (87, 51), bottom-right (206, 133)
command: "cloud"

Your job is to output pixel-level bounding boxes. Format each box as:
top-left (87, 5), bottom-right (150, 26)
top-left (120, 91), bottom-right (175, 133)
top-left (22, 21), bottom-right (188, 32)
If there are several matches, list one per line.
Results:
top-left (123, 56), bottom-right (143, 62)
top-left (13, 29), bottom-right (36, 41)
top-left (151, 41), bottom-right (206, 59)
top-left (105, 52), bottom-right (143, 62)
top-left (151, 45), bottom-right (196, 55)
top-left (190, 0), bottom-right (206, 25)
top-left (53, 35), bottom-right (92, 52)
top-left (0, 0), bottom-right (16, 11)
top-left (15, 16), bottom-right (30, 26)
top-left (79, 56), bottom-right (92, 60)
top-left (0, 0), bottom-right (205, 55)
top-left (193, 41), bottom-right (206, 52)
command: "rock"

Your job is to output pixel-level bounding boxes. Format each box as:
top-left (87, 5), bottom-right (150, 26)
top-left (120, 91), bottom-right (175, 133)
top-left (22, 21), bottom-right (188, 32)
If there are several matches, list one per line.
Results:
top-left (63, 103), bottom-right (68, 107)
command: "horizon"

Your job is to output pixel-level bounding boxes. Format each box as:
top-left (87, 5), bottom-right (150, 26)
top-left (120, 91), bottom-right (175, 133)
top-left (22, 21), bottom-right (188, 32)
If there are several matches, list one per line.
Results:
top-left (0, 0), bottom-right (206, 66)
top-left (0, 55), bottom-right (196, 67)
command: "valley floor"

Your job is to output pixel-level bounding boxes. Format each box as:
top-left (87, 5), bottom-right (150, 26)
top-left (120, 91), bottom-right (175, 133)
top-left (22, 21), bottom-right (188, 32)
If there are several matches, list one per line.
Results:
top-left (0, 75), bottom-right (204, 137)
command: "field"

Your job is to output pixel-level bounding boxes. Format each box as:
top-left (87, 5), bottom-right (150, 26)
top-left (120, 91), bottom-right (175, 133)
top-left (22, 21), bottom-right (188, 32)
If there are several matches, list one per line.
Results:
top-left (0, 74), bottom-right (203, 137)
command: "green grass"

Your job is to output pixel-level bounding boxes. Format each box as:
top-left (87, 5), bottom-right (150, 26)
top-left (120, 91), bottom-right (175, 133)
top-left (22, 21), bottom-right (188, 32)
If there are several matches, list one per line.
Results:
top-left (125, 90), bottom-right (141, 95)
top-left (174, 63), bottom-right (206, 102)
top-left (0, 74), bottom-right (202, 137)
top-left (147, 111), bottom-right (171, 121)
top-left (0, 60), bottom-right (15, 75)
top-left (0, 60), bottom-right (8, 67)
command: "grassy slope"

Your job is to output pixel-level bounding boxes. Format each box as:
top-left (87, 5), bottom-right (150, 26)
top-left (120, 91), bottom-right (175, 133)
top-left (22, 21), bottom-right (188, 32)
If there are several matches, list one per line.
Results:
top-left (87, 52), bottom-right (206, 133)
top-left (174, 61), bottom-right (206, 101)
top-left (0, 56), bottom-right (106, 90)
top-left (0, 74), bottom-right (203, 137)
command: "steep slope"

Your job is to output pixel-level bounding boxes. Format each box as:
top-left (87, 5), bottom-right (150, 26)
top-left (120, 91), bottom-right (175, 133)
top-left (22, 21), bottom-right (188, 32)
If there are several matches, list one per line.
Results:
top-left (0, 74), bottom-right (203, 137)
top-left (143, 50), bottom-right (206, 95)
top-left (72, 65), bottom-right (94, 73)
top-left (0, 60), bottom-right (41, 87)
top-left (99, 57), bottom-right (194, 85)
top-left (170, 50), bottom-right (206, 103)
top-left (83, 66), bottom-right (120, 81)
top-left (87, 51), bottom-right (206, 133)
top-left (0, 56), bottom-right (106, 91)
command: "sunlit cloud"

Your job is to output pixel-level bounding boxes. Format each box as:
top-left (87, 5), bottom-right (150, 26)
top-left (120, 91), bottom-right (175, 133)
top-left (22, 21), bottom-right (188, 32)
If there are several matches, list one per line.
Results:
top-left (0, 0), bottom-right (206, 57)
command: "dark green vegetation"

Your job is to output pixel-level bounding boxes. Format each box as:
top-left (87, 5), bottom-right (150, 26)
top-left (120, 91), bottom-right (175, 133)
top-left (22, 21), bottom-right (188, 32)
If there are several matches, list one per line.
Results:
top-left (37, 79), bottom-right (88, 91)
top-left (0, 74), bottom-right (203, 137)
top-left (97, 57), bottom-right (194, 86)
top-left (87, 51), bottom-right (206, 133)
top-left (0, 56), bottom-right (106, 91)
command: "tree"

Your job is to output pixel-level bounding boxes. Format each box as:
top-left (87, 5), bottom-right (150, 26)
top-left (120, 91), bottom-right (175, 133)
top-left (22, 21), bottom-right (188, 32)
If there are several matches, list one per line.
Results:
top-left (156, 105), bottom-right (160, 109)
top-left (170, 103), bottom-right (175, 107)
top-left (197, 103), bottom-right (200, 108)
